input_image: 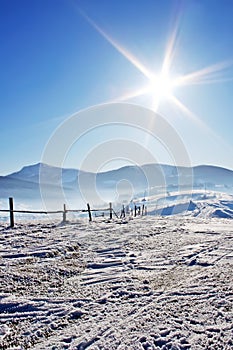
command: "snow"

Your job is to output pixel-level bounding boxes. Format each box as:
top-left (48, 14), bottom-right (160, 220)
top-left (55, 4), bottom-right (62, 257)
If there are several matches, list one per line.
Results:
top-left (143, 190), bottom-right (233, 219)
top-left (0, 209), bottom-right (233, 349)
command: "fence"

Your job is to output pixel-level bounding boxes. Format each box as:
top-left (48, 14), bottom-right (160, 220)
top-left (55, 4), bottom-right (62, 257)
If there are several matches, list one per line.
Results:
top-left (0, 197), bottom-right (147, 228)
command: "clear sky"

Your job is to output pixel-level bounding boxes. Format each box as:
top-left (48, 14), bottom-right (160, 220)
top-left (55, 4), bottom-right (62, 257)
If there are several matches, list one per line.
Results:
top-left (1, 0), bottom-right (233, 175)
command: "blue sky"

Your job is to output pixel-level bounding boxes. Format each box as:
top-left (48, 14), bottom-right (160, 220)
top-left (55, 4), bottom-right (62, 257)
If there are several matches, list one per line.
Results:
top-left (1, 0), bottom-right (233, 175)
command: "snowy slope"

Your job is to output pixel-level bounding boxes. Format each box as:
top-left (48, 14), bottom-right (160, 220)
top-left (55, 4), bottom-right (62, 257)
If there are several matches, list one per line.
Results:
top-left (145, 191), bottom-right (233, 219)
top-left (0, 215), bottom-right (232, 349)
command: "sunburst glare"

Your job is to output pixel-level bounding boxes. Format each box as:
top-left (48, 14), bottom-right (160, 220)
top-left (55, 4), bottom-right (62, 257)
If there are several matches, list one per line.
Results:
top-left (148, 73), bottom-right (174, 102)
top-left (79, 9), bottom-right (233, 131)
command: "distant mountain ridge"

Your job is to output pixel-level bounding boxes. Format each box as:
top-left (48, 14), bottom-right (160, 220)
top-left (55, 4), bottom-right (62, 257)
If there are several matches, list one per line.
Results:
top-left (7, 163), bottom-right (80, 184)
top-left (1, 162), bottom-right (233, 203)
top-left (3, 162), bottom-right (233, 184)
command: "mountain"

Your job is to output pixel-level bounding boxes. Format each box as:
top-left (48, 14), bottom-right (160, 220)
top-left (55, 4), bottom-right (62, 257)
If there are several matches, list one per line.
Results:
top-left (8, 163), bottom-right (80, 184)
top-left (193, 165), bottom-right (233, 187)
top-left (0, 163), bottom-right (233, 208)
top-left (97, 163), bottom-right (233, 190)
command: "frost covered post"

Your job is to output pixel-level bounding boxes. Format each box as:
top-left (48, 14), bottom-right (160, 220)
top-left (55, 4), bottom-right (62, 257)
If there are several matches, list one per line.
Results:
top-left (142, 204), bottom-right (145, 216)
top-left (121, 205), bottom-right (125, 218)
top-left (63, 204), bottom-right (67, 222)
top-left (138, 206), bottom-right (141, 216)
top-left (9, 197), bottom-right (14, 228)
top-left (87, 203), bottom-right (92, 222)
top-left (109, 202), bottom-right (113, 220)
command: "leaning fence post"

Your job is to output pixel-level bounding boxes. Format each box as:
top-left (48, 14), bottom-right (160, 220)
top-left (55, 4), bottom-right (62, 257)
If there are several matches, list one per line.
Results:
top-left (87, 203), bottom-right (92, 222)
top-left (63, 204), bottom-right (67, 222)
top-left (142, 204), bottom-right (145, 216)
top-left (9, 197), bottom-right (14, 228)
top-left (109, 202), bottom-right (113, 220)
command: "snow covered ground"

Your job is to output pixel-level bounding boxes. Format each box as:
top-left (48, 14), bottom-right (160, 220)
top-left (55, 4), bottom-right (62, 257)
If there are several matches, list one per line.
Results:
top-left (140, 190), bottom-right (233, 219)
top-left (0, 209), bottom-right (233, 349)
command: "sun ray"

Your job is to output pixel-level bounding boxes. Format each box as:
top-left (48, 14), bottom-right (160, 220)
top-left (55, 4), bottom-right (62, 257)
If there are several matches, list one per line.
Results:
top-left (77, 5), bottom-right (233, 147)
top-left (169, 95), bottom-right (205, 126)
top-left (111, 86), bottom-right (149, 103)
top-left (151, 98), bottom-right (160, 113)
top-left (161, 8), bottom-right (183, 76)
top-left (176, 76), bottom-right (233, 86)
top-left (169, 95), bottom-right (226, 144)
top-left (79, 10), bottom-right (152, 80)
top-left (174, 60), bottom-right (233, 87)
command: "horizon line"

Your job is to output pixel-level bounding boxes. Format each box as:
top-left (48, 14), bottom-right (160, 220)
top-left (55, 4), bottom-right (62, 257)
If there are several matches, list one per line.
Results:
top-left (2, 161), bottom-right (233, 177)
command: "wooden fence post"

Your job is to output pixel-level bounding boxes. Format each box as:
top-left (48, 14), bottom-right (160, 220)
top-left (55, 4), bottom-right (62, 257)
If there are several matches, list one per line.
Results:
top-left (134, 205), bottom-right (137, 217)
top-left (63, 204), bottom-right (67, 222)
top-left (121, 205), bottom-right (125, 218)
top-left (138, 206), bottom-right (141, 216)
top-left (109, 202), bottom-right (113, 220)
top-left (9, 197), bottom-right (14, 228)
top-left (87, 203), bottom-right (92, 222)
top-left (142, 204), bottom-right (145, 216)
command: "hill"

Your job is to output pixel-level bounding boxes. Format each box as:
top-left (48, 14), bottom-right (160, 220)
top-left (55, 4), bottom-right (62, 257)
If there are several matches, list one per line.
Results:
top-left (0, 163), bottom-right (233, 209)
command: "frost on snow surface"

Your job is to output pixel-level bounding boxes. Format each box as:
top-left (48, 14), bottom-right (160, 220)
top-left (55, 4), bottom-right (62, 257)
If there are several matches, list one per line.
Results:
top-left (0, 215), bottom-right (232, 349)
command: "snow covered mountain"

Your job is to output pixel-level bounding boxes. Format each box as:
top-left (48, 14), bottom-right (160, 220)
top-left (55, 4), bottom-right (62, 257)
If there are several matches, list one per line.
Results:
top-left (8, 163), bottom-right (79, 184)
top-left (0, 163), bottom-right (233, 207)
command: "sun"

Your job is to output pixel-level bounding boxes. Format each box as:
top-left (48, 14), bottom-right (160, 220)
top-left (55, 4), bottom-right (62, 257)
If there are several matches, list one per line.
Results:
top-left (144, 71), bottom-right (176, 110)
top-left (81, 9), bottom-right (233, 118)
top-left (148, 72), bottom-right (174, 100)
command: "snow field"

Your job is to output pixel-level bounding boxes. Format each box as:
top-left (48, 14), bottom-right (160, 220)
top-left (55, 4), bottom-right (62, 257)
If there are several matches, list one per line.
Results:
top-left (0, 215), bottom-right (232, 349)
